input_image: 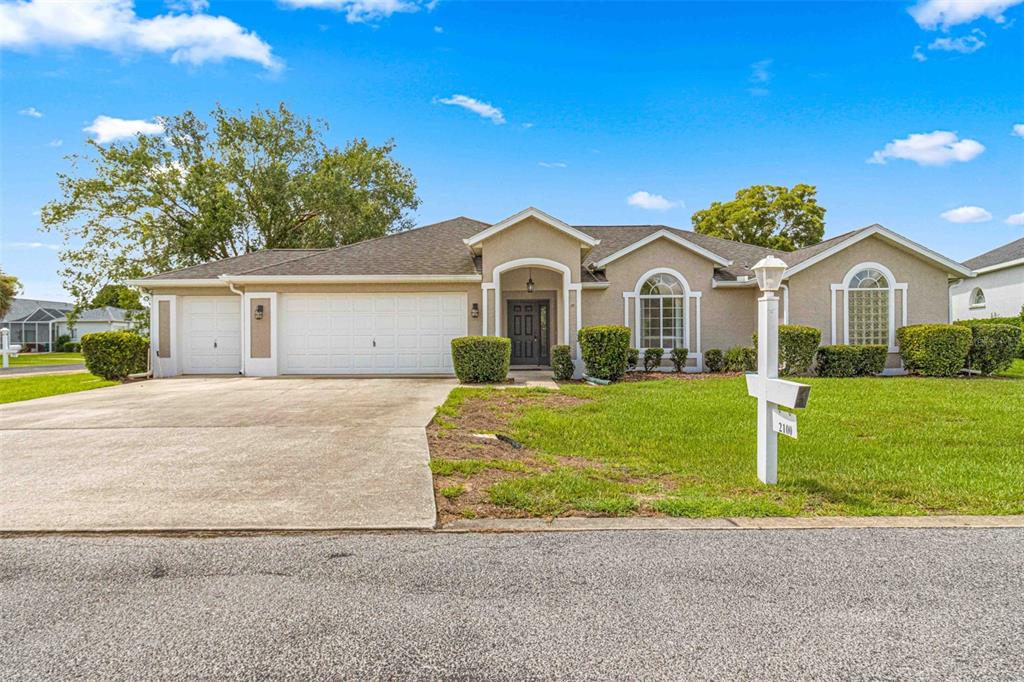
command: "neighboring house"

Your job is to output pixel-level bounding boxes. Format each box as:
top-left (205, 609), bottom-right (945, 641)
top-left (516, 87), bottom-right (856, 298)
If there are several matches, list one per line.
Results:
top-left (128, 207), bottom-right (973, 378)
top-left (0, 298), bottom-right (131, 352)
top-left (950, 237), bottom-right (1024, 320)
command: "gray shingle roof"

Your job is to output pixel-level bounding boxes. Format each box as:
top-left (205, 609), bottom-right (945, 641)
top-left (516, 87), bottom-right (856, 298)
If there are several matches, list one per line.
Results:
top-left (139, 216), bottom-right (896, 283)
top-left (963, 236), bottom-right (1024, 270)
top-left (0, 298), bottom-right (72, 323)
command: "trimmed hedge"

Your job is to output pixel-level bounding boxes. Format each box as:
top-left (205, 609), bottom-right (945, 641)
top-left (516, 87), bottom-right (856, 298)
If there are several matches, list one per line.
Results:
top-left (956, 317), bottom-right (1024, 360)
top-left (752, 324), bottom-right (821, 376)
top-left (81, 331), bottom-right (148, 381)
top-left (670, 347), bottom-right (689, 372)
top-left (578, 325), bottom-right (631, 381)
top-left (451, 336), bottom-right (511, 383)
top-left (704, 348), bottom-right (724, 372)
top-left (724, 346), bottom-right (757, 372)
top-left (897, 324), bottom-right (971, 377)
top-left (62, 341), bottom-right (82, 353)
top-left (815, 345), bottom-right (887, 377)
top-left (963, 324), bottom-right (1021, 375)
top-left (626, 347), bottom-right (640, 371)
top-left (643, 347), bottom-right (664, 372)
top-left (551, 344), bottom-right (574, 381)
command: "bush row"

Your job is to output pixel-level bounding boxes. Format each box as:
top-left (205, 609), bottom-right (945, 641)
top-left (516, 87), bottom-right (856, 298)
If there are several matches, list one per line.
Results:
top-left (815, 345), bottom-right (887, 377)
top-left (81, 331), bottom-right (148, 380)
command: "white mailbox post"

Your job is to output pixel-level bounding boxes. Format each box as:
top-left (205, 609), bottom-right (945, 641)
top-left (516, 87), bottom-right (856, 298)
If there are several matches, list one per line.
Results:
top-left (1, 328), bottom-right (22, 369)
top-left (745, 256), bottom-right (811, 484)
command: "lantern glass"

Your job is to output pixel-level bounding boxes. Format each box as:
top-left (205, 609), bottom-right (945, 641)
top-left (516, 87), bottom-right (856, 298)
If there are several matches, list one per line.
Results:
top-left (752, 256), bottom-right (787, 293)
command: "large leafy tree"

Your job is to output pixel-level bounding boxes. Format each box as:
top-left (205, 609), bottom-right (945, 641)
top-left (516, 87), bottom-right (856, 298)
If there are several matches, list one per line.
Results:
top-left (91, 284), bottom-right (143, 311)
top-left (691, 184), bottom-right (825, 251)
top-left (42, 103), bottom-right (420, 305)
top-left (0, 269), bottom-right (22, 319)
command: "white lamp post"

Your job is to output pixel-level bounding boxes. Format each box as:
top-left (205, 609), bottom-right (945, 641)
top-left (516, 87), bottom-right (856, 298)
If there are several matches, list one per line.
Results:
top-left (745, 256), bottom-right (809, 484)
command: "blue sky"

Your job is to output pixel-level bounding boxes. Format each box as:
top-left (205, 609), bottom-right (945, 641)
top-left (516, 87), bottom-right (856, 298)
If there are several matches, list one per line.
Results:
top-left (2, 0), bottom-right (1022, 300)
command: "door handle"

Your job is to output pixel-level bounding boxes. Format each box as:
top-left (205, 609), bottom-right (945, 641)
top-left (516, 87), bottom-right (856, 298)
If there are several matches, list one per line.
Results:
top-left (214, 339), bottom-right (218, 349)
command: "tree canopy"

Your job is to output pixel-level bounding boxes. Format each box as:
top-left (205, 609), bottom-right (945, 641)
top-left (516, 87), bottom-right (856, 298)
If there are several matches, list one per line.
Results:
top-left (90, 284), bottom-right (143, 311)
top-left (690, 184), bottom-right (826, 251)
top-left (0, 269), bottom-right (21, 320)
top-left (42, 103), bottom-right (420, 306)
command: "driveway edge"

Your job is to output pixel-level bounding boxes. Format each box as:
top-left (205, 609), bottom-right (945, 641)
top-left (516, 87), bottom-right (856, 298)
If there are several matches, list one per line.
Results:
top-left (438, 514), bottom-right (1024, 533)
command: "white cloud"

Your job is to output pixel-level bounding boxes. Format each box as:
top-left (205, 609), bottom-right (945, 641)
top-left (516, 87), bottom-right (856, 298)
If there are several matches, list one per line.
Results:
top-left (7, 241), bottom-right (59, 251)
top-left (521, 122), bottom-right (534, 129)
top-left (928, 29), bottom-right (986, 52)
top-left (940, 206), bottom-right (993, 223)
top-left (18, 106), bottom-right (42, 117)
top-left (626, 191), bottom-right (681, 211)
top-left (750, 58), bottom-right (772, 83)
top-left (47, 138), bottom-right (62, 147)
top-left (435, 94), bottom-right (505, 124)
top-left (84, 115), bottom-right (165, 143)
top-left (538, 161), bottom-right (567, 168)
top-left (868, 130), bottom-right (985, 166)
top-left (1012, 123), bottom-right (1024, 137)
top-left (0, 0), bottom-right (280, 70)
top-left (912, 45), bottom-right (928, 61)
top-left (1006, 212), bottom-right (1024, 225)
top-left (433, 25), bottom-right (443, 33)
top-left (279, 0), bottom-right (422, 24)
top-left (908, 0), bottom-right (1023, 30)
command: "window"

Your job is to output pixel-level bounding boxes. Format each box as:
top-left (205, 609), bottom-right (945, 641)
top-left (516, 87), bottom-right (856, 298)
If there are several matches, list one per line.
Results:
top-left (970, 288), bottom-right (986, 308)
top-left (847, 267), bottom-right (889, 345)
top-left (639, 273), bottom-right (685, 349)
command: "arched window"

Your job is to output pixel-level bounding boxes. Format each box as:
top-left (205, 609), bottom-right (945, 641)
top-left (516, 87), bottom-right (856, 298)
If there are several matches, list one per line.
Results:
top-left (970, 288), bottom-right (986, 308)
top-left (640, 273), bottom-right (685, 349)
top-left (847, 267), bottom-right (890, 345)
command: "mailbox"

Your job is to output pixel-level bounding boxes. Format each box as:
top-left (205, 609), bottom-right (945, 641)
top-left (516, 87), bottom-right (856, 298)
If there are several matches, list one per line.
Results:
top-left (745, 374), bottom-right (811, 410)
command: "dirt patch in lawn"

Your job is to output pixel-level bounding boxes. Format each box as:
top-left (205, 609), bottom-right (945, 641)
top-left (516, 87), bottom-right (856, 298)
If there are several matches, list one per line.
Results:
top-left (619, 370), bottom-right (744, 382)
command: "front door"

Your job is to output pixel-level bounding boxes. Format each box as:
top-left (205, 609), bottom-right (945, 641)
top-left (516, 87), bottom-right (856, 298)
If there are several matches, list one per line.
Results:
top-left (508, 300), bottom-right (549, 365)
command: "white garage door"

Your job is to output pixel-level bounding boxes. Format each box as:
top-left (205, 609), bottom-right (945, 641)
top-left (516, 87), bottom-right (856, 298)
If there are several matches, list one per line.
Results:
top-left (280, 293), bottom-right (467, 374)
top-left (182, 296), bottom-right (241, 374)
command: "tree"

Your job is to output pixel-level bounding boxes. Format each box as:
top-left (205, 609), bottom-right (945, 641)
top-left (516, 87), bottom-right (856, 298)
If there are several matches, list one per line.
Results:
top-left (91, 284), bottom-right (143, 311)
top-left (690, 184), bottom-right (825, 251)
top-left (41, 103), bottom-right (420, 306)
top-left (0, 269), bottom-right (21, 319)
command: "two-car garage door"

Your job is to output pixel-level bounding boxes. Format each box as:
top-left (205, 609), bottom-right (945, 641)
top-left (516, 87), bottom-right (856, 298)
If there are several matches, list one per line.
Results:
top-left (278, 293), bottom-right (467, 374)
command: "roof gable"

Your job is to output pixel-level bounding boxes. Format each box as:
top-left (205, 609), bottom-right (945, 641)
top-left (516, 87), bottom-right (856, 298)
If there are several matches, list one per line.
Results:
top-left (963, 236), bottom-right (1024, 273)
top-left (463, 207), bottom-right (600, 249)
top-left (591, 228), bottom-right (732, 268)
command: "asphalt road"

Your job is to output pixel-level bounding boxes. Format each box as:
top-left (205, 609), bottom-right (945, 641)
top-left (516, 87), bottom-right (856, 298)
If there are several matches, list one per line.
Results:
top-left (2, 529), bottom-right (1021, 680)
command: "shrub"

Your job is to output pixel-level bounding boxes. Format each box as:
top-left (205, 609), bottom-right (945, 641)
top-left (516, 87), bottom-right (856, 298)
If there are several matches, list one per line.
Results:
top-left (815, 345), bottom-right (887, 377)
top-left (962, 324), bottom-right (1021, 375)
top-left (956, 317), bottom-right (1024, 360)
top-left (704, 348), bottom-right (724, 372)
top-left (670, 347), bottom-right (689, 372)
top-left (578, 325), bottom-right (631, 381)
top-left (643, 347), bottom-right (664, 372)
top-left (450, 336), bottom-right (511, 383)
top-left (65, 342), bottom-right (81, 353)
top-left (896, 324), bottom-right (971, 377)
top-left (56, 334), bottom-right (71, 351)
top-left (753, 324), bottom-right (821, 376)
top-left (81, 331), bottom-right (148, 381)
top-left (724, 346), bottom-right (757, 372)
top-left (551, 344), bottom-right (574, 381)
top-left (626, 347), bottom-right (640, 371)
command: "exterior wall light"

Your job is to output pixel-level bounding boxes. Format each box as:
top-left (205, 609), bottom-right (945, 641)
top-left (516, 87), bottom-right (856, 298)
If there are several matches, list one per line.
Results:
top-left (255, 304), bottom-right (264, 321)
top-left (526, 268), bottom-right (535, 293)
top-left (471, 303), bottom-right (480, 318)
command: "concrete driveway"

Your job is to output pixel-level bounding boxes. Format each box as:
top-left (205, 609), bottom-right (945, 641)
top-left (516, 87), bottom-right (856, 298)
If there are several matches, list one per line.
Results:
top-left (0, 376), bottom-right (457, 531)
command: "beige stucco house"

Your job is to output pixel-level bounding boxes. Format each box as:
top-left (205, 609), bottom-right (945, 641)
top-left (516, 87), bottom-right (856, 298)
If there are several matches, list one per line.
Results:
top-left (130, 207), bottom-right (973, 378)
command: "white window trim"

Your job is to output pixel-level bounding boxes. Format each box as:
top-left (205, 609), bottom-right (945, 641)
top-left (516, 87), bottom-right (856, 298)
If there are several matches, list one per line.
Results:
top-left (831, 262), bottom-right (906, 352)
top-left (968, 287), bottom-right (987, 310)
top-left (625, 268), bottom-right (703, 359)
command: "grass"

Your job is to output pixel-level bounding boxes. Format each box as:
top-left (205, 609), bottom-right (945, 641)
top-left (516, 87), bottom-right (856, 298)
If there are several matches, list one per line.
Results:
top-left (430, 368), bottom-right (1024, 518)
top-left (0, 373), bottom-right (117, 404)
top-left (4, 352), bottom-right (84, 367)
top-left (997, 358), bottom-right (1024, 378)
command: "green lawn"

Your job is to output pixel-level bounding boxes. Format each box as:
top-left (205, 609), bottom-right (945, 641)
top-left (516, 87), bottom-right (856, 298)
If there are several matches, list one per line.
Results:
top-left (997, 358), bottom-right (1024, 378)
top-left (430, 368), bottom-right (1024, 519)
top-left (0, 373), bottom-right (117, 404)
top-left (4, 352), bottom-right (85, 367)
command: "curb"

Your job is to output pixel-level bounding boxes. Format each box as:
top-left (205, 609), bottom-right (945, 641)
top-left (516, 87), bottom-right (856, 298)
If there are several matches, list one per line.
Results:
top-left (438, 515), bottom-right (1024, 533)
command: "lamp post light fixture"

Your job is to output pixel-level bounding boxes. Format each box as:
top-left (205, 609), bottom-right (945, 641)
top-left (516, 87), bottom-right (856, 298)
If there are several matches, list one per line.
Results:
top-left (526, 268), bottom-right (535, 293)
top-left (745, 255), bottom-right (811, 484)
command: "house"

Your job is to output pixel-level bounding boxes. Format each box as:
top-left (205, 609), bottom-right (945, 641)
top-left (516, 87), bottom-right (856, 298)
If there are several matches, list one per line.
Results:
top-left (129, 207), bottom-right (973, 378)
top-left (0, 298), bottom-right (132, 352)
top-left (949, 237), bottom-right (1024, 320)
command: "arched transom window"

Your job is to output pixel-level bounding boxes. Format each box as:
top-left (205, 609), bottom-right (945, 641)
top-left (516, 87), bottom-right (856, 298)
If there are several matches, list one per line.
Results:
top-left (640, 273), bottom-right (685, 349)
top-left (970, 288), bottom-right (986, 308)
top-left (847, 267), bottom-right (890, 345)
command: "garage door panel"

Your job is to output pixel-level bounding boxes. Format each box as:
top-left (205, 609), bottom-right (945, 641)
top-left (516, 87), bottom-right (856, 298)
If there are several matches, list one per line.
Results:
top-left (182, 296), bottom-right (241, 375)
top-left (280, 293), bottom-right (466, 375)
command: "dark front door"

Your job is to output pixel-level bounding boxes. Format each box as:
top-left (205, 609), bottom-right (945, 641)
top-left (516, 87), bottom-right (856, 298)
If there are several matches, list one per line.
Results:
top-left (508, 300), bottom-right (549, 365)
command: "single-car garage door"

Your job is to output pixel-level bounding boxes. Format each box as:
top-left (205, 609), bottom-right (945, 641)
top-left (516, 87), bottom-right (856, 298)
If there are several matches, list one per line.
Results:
top-left (182, 296), bottom-right (241, 374)
top-left (280, 293), bottom-right (467, 374)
